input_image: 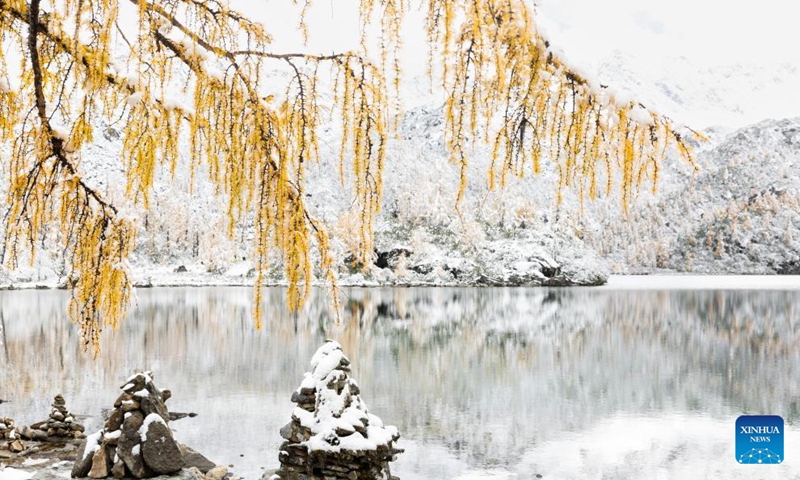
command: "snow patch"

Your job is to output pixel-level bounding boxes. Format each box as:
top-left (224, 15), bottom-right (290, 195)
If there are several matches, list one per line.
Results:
top-left (126, 92), bottom-right (143, 107)
top-left (82, 431), bottom-right (102, 460)
top-left (0, 469), bottom-right (33, 480)
top-left (140, 413), bottom-right (166, 442)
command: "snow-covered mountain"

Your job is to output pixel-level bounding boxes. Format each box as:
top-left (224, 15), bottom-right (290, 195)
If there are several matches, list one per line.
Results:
top-left (594, 50), bottom-right (800, 129)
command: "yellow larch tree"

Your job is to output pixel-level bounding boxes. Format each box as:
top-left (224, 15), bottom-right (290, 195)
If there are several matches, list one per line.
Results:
top-left (0, 0), bottom-right (699, 353)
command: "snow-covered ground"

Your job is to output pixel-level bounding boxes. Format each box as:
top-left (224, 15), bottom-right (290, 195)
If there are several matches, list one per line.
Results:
top-left (604, 275), bottom-right (800, 290)
top-left (0, 469), bottom-right (33, 480)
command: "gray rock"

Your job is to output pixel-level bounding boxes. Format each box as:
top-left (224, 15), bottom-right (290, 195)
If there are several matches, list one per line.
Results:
top-left (167, 412), bottom-right (197, 422)
top-left (117, 411), bottom-right (149, 478)
top-left (105, 409), bottom-right (123, 432)
top-left (111, 459), bottom-right (126, 479)
top-left (141, 417), bottom-right (183, 474)
top-left (120, 375), bottom-right (147, 394)
top-left (17, 426), bottom-right (29, 439)
top-left (178, 443), bottom-right (216, 473)
top-left (71, 437), bottom-right (97, 478)
top-left (181, 467), bottom-right (207, 480)
top-left (139, 395), bottom-right (169, 424)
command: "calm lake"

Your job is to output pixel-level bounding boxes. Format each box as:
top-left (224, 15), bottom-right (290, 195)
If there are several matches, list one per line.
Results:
top-left (1, 282), bottom-right (799, 480)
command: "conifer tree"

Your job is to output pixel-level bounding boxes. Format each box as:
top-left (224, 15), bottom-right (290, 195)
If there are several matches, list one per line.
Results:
top-left (0, 0), bottom-right (700, 353)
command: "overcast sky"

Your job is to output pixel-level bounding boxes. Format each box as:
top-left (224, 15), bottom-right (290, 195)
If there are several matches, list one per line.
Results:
top-left (536, 0), bottom-right (800, 67)
top-left (108, 0), bottom-right (800, 127)
top-left (244, 0), bottom-right (800, 68)
top-left (237, 0), bottom-right (800, 126)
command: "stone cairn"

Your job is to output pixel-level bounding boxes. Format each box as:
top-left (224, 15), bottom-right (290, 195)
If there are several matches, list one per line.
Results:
top-left (71, 371), bottom-right (185, 479)
top-left (271, 340), bottom-right (403, 480)
top-left (24, 394), bottom-right (86, 441)
top-left (0, 416), bottom-right (24, 453)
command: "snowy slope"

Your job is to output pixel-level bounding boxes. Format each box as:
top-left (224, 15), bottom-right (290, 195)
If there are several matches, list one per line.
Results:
top-left (580, 117), bottom-right (800, 274)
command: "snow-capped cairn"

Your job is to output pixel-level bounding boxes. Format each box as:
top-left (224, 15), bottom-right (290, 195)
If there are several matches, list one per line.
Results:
top-left (272, 340), bottom-right (403, 480)
top-left (71, 370), bottom-right (184, 479)
top-left (0, 416), bottom-right (25, 453)
top-left (25, 394), bottom-right (86, 441)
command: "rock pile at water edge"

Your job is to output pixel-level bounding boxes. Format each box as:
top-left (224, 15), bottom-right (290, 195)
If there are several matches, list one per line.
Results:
top-left (23, 394), bottom-right (86, 441)
top-left (71, 371), bottom-right (185, 479)
top-left (271, 340), bottom-right (403, 480)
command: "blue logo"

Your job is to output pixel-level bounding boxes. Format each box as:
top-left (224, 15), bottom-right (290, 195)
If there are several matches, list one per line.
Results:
top-left (736, 415), bottom-right (784, 464)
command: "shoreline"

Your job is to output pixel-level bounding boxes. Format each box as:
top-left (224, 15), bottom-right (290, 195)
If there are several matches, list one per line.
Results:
top-left (2, 273), bottom-right (800, 293)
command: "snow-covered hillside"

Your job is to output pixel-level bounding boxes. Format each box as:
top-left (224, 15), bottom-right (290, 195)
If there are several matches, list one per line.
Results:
top-left (2, 47), bottom-right (800, 288)
top-left (583, 117), bottom-right (800, 274)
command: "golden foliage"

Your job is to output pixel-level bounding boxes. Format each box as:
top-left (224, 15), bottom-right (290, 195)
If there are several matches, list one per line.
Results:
top-left (0, 0), bottom-right (699, 353)
top-left (421, 0), bottom-right (700, 211)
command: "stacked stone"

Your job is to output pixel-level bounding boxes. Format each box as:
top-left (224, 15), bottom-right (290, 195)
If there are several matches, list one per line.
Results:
top-left (272, 340), bottom-right (403, 480)
top-left (71, 371), bottom-right (185, 479)
top-left (0, 416), bottom-right (24, 453)
top-left (27, 394), bottom-right (86, 440)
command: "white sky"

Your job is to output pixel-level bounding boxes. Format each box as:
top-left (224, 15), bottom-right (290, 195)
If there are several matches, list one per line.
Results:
top-left (236, 0), bottom-right (800, 127)
top-left (79, 1), bottom-right (800, 127)
top-left (244, 0), bottom-right (800, 68)
top-left (535, 0), bottom-right (800, 67)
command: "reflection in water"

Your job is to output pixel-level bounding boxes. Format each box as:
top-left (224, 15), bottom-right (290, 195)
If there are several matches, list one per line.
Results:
top-left (0, 286), bottom-right (799, 479)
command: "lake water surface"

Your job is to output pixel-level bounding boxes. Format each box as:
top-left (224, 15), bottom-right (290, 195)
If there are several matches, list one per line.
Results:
top-left (1, 282), bottom-right (799, 480)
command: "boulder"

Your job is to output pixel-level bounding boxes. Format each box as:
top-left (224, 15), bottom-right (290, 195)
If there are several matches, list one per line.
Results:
top-left (179, 443), bottom-right (216, 473)
top-left (117, 411), bottom-right (148, 478)
top-left (72, 370), bottom-right (213, 479)
top-left (87, 445), bottom-right (110, 479)
top-left (72, 433), bottom-right (100, 478)
top-left (104, 409), bottom-right (123, 432)
top-left (141, 416), bottom-right (183, 474)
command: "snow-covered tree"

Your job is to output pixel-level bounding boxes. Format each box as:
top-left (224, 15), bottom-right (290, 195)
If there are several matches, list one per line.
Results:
top-left (0, 0), bottom-right (700, 352)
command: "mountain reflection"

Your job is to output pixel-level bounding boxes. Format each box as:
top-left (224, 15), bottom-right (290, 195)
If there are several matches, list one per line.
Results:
top-left (0, 287), bottom-right (798, 479)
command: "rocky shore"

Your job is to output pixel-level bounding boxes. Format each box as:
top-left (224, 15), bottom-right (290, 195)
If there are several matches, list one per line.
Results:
top-left (0, 381), bottom-right (236, 480)
top-left (2, 343), bottom-right (403, 480)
